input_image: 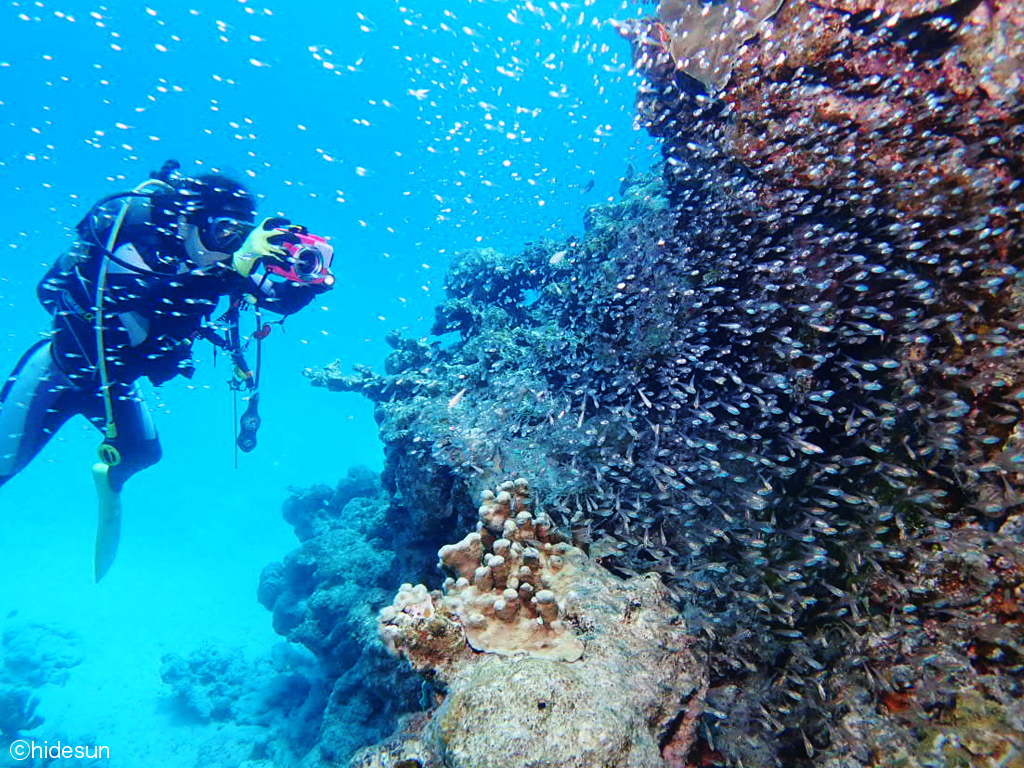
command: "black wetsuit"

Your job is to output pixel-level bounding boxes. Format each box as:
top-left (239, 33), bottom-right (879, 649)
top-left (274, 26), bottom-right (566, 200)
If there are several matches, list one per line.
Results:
top-left (0, 211), bottom-right (320, 492)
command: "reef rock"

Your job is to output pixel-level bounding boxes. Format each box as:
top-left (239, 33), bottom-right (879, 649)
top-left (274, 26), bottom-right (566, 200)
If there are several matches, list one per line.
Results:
top-left (259, 468), bottom-right (449, 766)
top-left (358, 479), bottom-right (705, 768)
top-left (159, 643), bottom-right (320, 728)
top-left (0, 687), bottom-right (43, 739)
top-left (655, 0), bottom-right (784, 91)
top-left (1, 621), bottom-right (82, 687)
top-left (626, 0), bottom-right (1022, 274)
top-left (308, 0), bottom-right (1024, 765)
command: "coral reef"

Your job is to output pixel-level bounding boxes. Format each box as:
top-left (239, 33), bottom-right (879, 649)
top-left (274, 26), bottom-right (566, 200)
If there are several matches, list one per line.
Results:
top-left (617, 0), bottom-right (1024, 763)
top-left (160, 643), bottom-right (319, 727)
top-left (2, 621), bottom-right (82, 687)
top-left (358, 479), bottom-right (705, 768)
top-left (0, 687), bottom-right (43, 739)
top-left (379, 478), bottom-right (585, 667)
top-left (304, 0), bottom-right (1024, 760)
top-left (628, 0), bottom-right (1022, 274)
top-left (158, 643), bottom-right (324, 768)
top-left (0, 620), bottom-right (103, 767)
top-left (654, 0), bottom-right (783, 91)
top-left (823, 514), bottom-right (1024, 767)
top-left (258, 467), bottom-right (435, 766)
top-left (259, 469), bottom-right (399, 677)
top-left (0, 620), bottom-right (81, 747)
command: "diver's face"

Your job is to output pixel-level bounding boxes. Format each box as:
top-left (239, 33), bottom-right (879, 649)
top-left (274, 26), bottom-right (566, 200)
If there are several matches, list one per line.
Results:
top-left (198, 214), bottom-right (253, 252)
top-left (182, 222), bottom-right (232, 267)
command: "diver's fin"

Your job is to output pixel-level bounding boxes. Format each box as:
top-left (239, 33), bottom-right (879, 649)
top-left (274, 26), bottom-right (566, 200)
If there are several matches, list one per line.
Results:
top-left (92, 462), bottom-right (122, 582)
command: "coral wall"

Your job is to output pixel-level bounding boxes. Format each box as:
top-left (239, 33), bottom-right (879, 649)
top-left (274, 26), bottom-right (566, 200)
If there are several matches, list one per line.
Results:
top-left (303, 1), bottom-right (1024, 765)
top-left (258, 468), bottom-right (447, 765)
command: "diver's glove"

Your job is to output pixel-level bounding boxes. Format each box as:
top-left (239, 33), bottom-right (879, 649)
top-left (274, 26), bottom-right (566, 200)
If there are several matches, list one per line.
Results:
top-left (232, 217), bottom-right (298, 277)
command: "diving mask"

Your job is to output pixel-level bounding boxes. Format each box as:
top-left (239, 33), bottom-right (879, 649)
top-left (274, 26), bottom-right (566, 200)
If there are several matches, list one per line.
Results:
top-left (199, 215), bottom-right (255, 254)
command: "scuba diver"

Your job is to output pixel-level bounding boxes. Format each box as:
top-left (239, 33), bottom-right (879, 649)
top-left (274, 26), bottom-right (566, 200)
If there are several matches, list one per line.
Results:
top-left (0, 159), bottom-right (335, 580)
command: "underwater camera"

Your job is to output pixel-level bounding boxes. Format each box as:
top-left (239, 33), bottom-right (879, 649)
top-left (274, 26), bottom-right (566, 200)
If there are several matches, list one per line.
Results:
top-left (267, 233), bottom-right (335, 287)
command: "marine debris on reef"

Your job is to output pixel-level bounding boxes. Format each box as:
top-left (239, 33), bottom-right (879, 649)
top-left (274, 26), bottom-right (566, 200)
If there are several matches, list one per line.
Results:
top-left (357, 478), bottom-right (705, 768)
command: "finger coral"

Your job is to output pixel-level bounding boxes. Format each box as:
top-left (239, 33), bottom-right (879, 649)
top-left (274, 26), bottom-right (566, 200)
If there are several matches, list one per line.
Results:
top-left (378, 479), bottom-right (585, 667)
top-left (366, 479), bottom-right (705, 768)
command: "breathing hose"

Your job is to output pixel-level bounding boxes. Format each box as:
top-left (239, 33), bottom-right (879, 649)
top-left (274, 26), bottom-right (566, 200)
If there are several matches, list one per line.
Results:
top-left (94, 178), bottom-right (175, 465)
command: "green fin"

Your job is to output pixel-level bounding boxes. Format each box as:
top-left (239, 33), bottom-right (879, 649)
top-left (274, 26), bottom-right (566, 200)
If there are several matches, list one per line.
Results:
top-left (92, 462), bottom-right (122, 582)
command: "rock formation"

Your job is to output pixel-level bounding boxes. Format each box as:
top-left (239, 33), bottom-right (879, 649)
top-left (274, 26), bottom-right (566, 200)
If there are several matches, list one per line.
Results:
top-left (306, 1), bottom-right (1024, 764)
top-left (357, 479), bottom-right (705, 768)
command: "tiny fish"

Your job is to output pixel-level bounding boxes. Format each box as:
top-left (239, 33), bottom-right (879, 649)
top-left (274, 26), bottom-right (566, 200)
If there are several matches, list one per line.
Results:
top-left (789, 436), bottom-right (825, 455)
top-left (447, 387), bottom-right (468, 409)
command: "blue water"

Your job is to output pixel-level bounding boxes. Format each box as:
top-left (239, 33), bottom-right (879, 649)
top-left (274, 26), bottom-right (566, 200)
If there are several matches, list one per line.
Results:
top-left (0, 0), bottom-right (655, 764)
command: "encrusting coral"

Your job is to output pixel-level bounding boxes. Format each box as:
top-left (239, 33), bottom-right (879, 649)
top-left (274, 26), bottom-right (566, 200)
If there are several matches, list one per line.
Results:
top-left (652, 0), bottom-right (783, 91)
top-left (363, 479), bottom-right (705, 768)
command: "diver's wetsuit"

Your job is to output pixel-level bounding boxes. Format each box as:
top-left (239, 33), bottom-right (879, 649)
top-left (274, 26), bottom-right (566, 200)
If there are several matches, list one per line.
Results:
top-left (0, 211), bottom-right (319, 493)
top-left (0, 340), bottom-right (160, 492)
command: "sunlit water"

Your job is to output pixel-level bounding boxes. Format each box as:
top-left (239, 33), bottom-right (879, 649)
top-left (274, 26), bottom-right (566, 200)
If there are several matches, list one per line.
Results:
top-left (0, 0), bottom-right (656, 764)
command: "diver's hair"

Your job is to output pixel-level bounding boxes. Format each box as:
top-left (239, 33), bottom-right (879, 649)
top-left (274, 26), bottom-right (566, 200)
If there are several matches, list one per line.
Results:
top-left (180, 173), bottom-right (256, 222)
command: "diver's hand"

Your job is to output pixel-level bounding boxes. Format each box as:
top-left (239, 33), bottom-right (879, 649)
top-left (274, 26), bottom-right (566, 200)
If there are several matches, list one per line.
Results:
top-left (232, 217), bottom-right (300, 277)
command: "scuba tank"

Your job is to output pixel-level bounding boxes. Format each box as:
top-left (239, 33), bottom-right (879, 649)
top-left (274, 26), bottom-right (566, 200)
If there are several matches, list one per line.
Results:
top-left (37, 159), bottom-right (186, 318)
top-left (35, 162), bottom-right (186, 381)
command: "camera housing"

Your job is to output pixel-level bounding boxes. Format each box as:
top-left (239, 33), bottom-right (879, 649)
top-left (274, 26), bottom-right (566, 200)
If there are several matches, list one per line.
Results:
top-left (267, 233), bottom-right (335, 286)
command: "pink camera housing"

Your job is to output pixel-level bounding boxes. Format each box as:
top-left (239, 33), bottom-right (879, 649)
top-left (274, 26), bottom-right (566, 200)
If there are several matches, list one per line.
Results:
top-left (266, 232), bottom-right (335, 286)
